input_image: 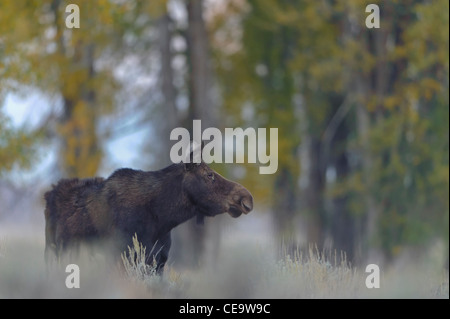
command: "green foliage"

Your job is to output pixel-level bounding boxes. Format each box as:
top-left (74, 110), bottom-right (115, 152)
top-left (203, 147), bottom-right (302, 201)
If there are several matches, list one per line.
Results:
top-left (360, 0), bottom-right (449, 256)
top-left (0, 111), bottom-right (40, 175)
top-left (210, 0), bottom-right (449, 258)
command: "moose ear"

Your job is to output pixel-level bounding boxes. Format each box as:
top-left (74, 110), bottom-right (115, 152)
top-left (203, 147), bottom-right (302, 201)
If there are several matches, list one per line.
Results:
top-left (184, 140), bottom-right (202, 171)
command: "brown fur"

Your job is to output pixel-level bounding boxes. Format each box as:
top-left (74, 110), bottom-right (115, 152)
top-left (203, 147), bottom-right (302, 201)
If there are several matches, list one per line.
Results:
top-left (44, 161), bottom-right (253, 273)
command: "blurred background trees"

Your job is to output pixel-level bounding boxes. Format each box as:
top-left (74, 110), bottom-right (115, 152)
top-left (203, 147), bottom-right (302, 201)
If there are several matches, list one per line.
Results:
top-left (0, 0), bottom-right (448, 266)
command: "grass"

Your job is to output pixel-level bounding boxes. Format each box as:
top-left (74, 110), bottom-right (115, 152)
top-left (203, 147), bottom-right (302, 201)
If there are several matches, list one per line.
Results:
top-left (262, 246), bottom-right (362, 298)
top-left (126, 240), bottom-right (449, 299)
top-left (0, 227), bottom-right (448, 298)
top-left (120, 234), bottom-right (184, 297)
top-left (121, 233), bottom-right (159, 280)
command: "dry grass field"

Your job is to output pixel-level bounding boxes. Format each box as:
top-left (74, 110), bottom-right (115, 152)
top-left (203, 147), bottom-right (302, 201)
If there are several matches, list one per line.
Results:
top-left (0, 218), bottom-right (448, 299)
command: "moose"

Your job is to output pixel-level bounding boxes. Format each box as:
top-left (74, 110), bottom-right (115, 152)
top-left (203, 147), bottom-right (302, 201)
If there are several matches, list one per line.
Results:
top-left (44, 144), bottom-right (253, 273)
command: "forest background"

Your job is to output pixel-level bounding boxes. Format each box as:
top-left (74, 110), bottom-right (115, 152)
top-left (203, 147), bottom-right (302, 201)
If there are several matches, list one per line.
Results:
top-left (0, 0), bottom-right (448, 298)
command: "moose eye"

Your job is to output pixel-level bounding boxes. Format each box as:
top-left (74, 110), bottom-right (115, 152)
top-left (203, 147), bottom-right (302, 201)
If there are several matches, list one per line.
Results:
top-left (207, 172), bottom-right (215, 181)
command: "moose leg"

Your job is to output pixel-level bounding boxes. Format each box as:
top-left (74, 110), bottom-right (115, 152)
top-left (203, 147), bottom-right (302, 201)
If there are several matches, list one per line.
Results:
top-left (146, 233), bottom-right (171, 275)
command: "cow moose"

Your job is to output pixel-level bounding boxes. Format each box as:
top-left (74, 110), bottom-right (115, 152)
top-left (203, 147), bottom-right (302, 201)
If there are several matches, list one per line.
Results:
top-left (43, 146), bottom-right (253, 274)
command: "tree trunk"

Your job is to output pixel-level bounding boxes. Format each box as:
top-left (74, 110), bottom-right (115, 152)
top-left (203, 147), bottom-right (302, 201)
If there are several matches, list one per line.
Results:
top-left (60, 43), bottom-right (100, 178)
top-left (52, 0), bottom-right (100, 178)
top-left (155, 12), bottom-right (178, 167)
top-left (304, 137), bottom-right (325, 249)
top-left (171, 0), bottom-right (220, 268)
top-left (186, 0), bottom-right (215, 126)
top-left (328, 100), bottom-right (353, 261)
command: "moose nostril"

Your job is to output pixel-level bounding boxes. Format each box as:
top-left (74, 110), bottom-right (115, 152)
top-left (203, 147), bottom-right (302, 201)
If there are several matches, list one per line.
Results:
top-left (241, 196), bottom-right (253, 213)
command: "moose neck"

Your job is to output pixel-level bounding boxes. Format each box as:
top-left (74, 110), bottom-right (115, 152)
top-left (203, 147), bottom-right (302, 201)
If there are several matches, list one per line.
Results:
top-left (147, 164), bottom-right (198, 235)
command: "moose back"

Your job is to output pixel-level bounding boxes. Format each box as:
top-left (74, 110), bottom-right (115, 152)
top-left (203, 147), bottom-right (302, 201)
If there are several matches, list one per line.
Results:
top-left (44, 159), bottom-right (253, 273)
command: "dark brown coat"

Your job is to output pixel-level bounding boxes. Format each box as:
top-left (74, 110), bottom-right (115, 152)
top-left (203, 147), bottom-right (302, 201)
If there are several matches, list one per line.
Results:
top-left (44, 160), bottom-right (253, 273)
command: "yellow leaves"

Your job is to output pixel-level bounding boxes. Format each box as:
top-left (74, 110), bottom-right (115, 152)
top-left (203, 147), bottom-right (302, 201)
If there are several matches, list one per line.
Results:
top-left (145, 0), bottom-right (167, 19)
top-left (391, 45), bottom-right (407, 60)
top-left (421, 78), bottom-right (443, 99)
top-left (270, 2), bottom-right (301, 27)
top-left (383, 96), bottom-right (400, 110)
top-left (371, 73), bottom-right (443, 118)
top-left (277, 136), bottom-right (299, 175)
top-left (57, 101), bottom-right (101, 178)
top-left (403, 1), bottom-right (449, 75)
top-left (61, 68), bottom-right (90, 102)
